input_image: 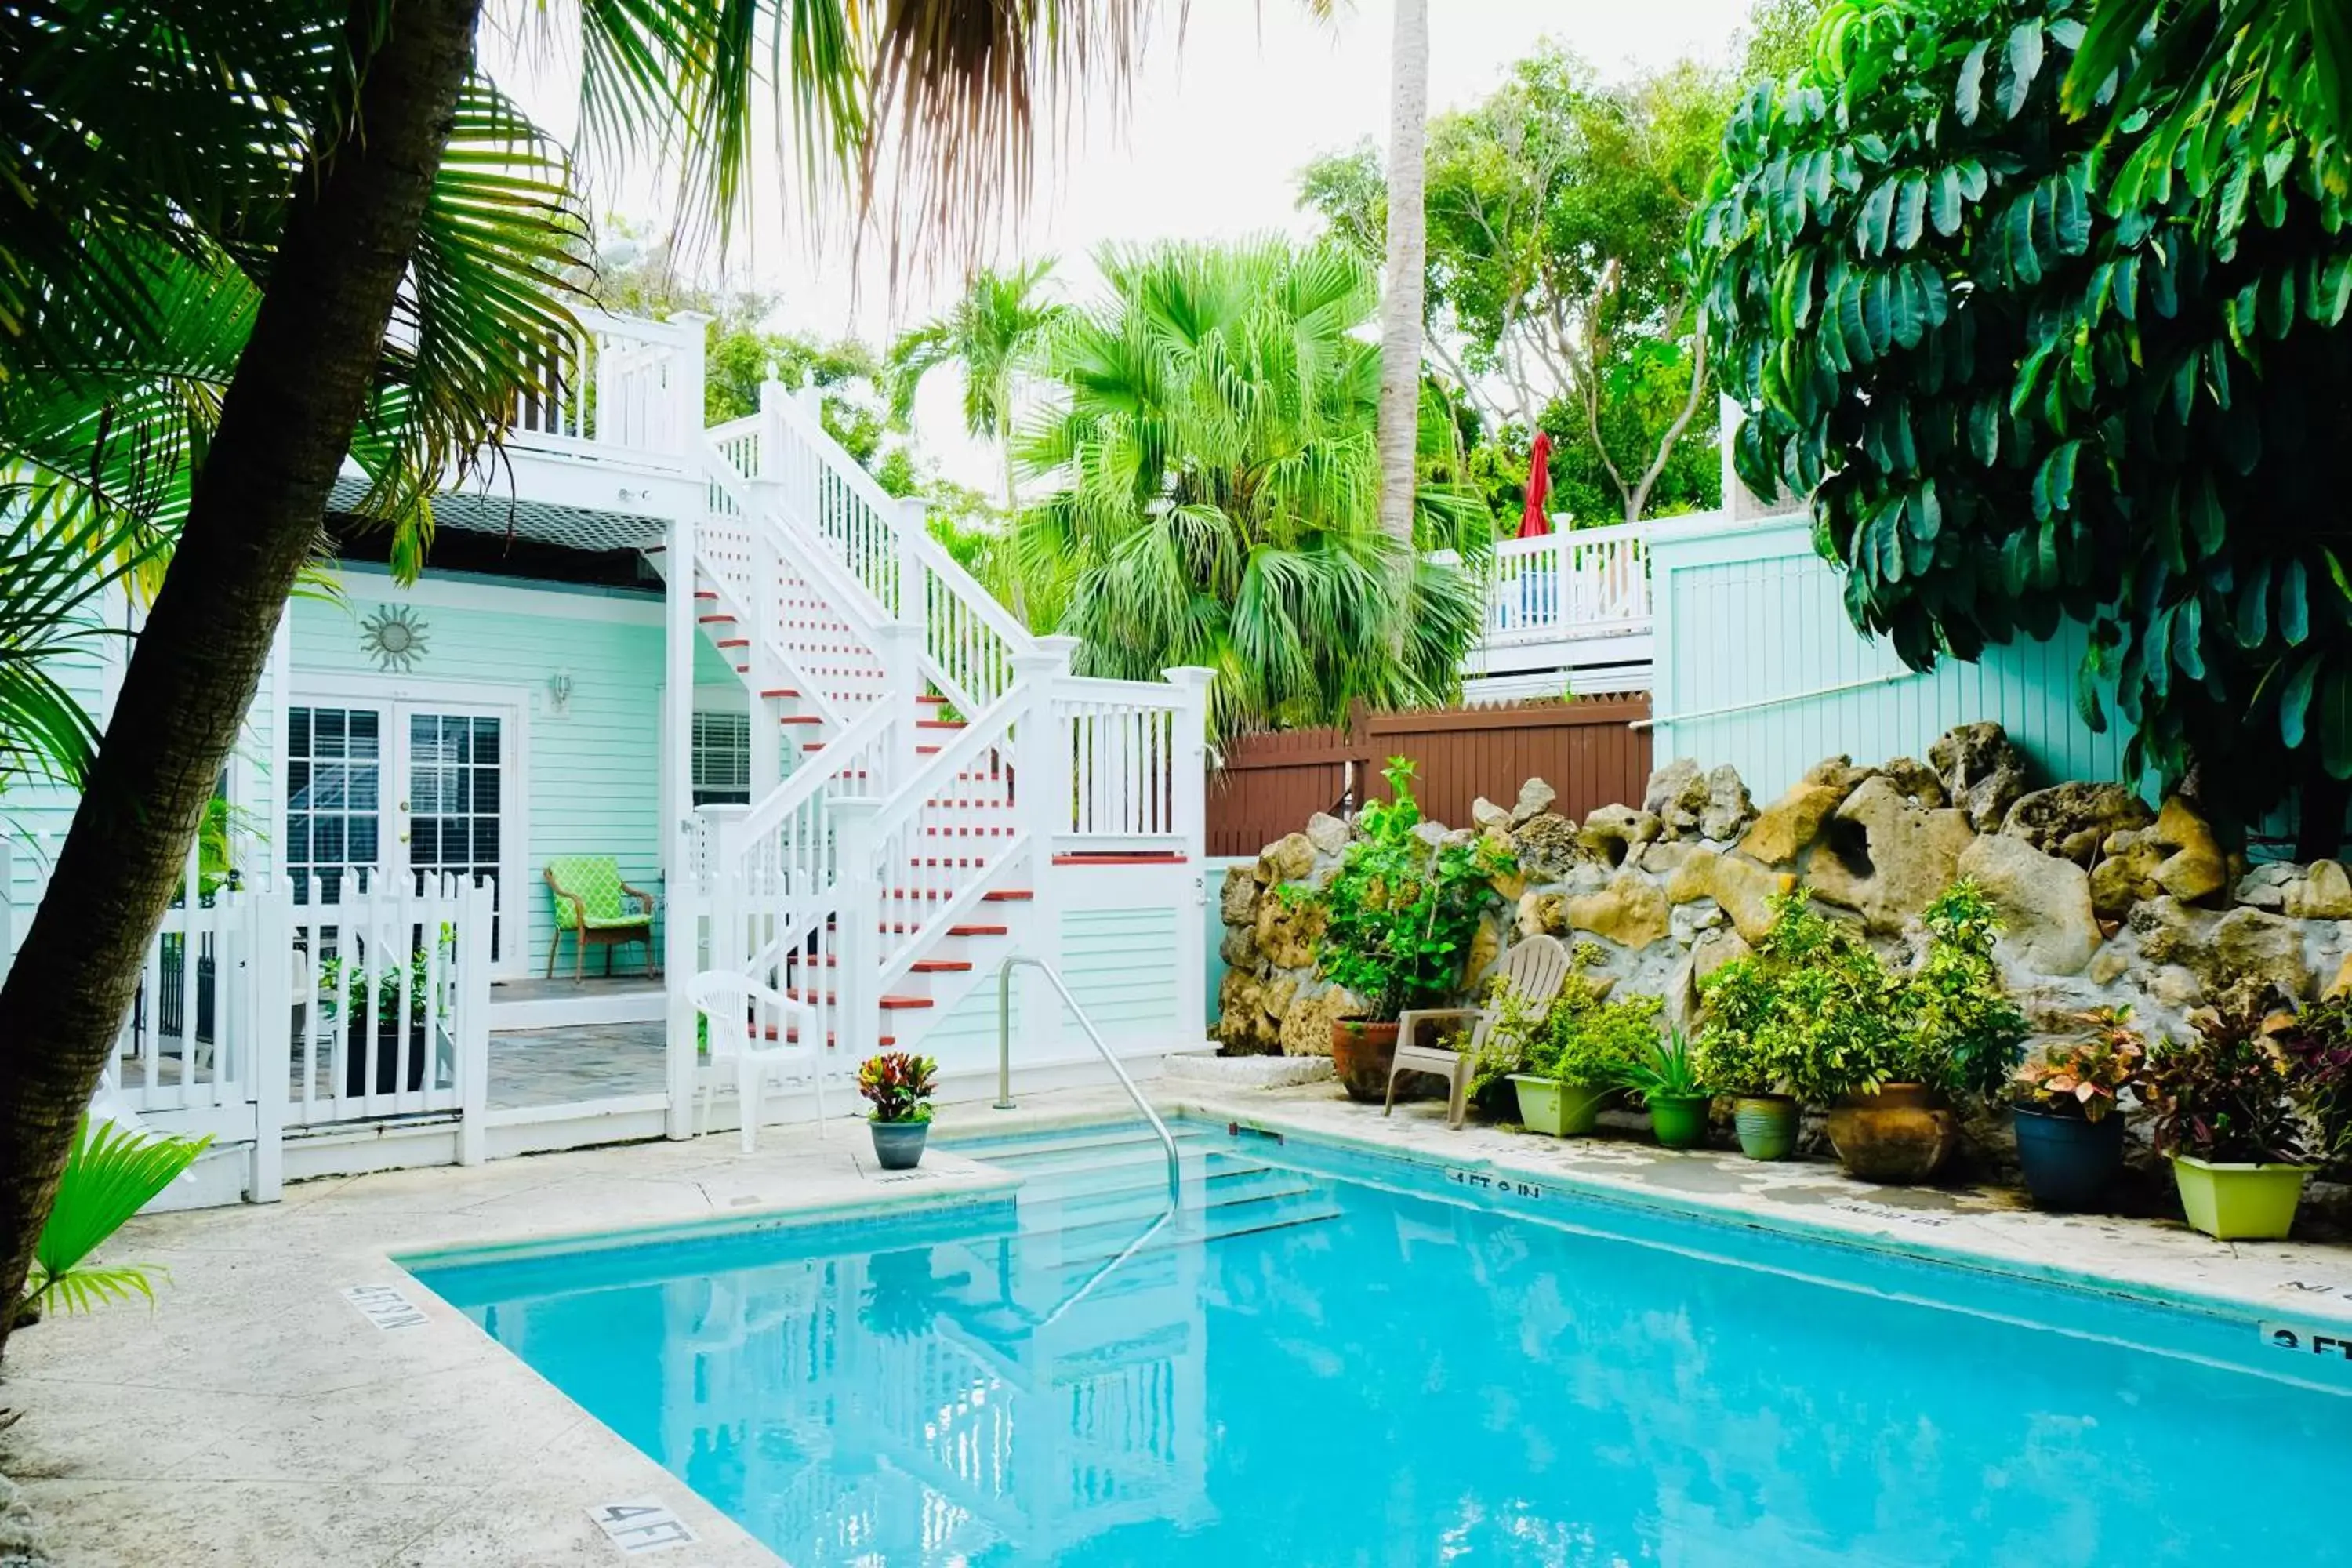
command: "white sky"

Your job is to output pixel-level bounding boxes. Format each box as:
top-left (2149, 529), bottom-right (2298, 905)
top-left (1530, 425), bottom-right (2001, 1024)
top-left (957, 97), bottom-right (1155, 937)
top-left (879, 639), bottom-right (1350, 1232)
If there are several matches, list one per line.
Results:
top-left (494, 0), bottom-right (1759, 489)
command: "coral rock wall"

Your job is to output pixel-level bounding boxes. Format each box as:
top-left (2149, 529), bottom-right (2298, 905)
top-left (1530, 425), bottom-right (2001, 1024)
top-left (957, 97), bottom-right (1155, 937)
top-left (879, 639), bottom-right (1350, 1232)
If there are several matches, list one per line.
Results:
top-left (1217, 723), bottom-right (2352, 1056)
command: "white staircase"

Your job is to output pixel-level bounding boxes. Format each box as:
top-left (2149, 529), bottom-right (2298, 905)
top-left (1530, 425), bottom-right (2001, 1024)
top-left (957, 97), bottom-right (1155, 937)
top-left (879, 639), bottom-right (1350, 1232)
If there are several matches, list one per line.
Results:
top-left (661, 382), bottom-right (1211, 1083)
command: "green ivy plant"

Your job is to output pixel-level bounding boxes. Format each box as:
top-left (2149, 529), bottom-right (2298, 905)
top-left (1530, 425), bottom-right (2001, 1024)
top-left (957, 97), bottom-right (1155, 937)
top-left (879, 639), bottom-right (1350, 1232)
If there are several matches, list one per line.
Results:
top-left (1696, 0), bottom-right (2352, 828)
top-left (1295, 758), bottom-right (1516, 1022)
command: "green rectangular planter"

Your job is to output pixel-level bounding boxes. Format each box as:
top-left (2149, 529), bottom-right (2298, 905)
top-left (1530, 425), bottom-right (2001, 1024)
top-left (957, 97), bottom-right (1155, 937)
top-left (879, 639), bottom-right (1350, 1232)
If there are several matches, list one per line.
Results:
top-left (2172, 1155), bottom-right (2310, 1240)
top-left (1509, 1075), bottom-right (1609, 1137)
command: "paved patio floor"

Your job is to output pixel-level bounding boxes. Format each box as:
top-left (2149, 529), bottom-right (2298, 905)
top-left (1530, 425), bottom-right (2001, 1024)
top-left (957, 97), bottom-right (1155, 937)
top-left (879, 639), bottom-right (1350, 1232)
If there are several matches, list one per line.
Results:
top-left (5, 1079), bottom-right (2351, 1566)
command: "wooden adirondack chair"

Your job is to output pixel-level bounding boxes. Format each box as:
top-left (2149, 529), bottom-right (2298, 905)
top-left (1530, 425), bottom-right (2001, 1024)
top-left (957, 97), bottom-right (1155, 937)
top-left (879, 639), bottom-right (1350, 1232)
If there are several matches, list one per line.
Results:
top-left (1385, 934), bottom-right (1573, 1129)
top-left (543, 855), bottom-right (657, 979)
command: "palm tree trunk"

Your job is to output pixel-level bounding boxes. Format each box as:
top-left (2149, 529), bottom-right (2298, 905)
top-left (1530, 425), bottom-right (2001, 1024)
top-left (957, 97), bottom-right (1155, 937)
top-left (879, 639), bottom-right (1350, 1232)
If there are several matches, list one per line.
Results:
top-left (1374, 0), bottom-right (1431, 555)
top-left (0, 0), bottom-right (484, 1359)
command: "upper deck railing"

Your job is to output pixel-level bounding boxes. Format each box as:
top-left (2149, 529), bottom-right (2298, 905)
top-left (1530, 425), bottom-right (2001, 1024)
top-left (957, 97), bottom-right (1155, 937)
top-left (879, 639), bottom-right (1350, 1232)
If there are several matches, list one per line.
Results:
top-left (505, 308), bottom-right (707, 466)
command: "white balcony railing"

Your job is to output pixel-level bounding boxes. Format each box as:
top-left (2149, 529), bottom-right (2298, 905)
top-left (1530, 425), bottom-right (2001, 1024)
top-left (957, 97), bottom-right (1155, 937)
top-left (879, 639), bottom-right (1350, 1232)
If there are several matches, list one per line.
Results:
top-left (1457, 520), bottom-right (1652, 646)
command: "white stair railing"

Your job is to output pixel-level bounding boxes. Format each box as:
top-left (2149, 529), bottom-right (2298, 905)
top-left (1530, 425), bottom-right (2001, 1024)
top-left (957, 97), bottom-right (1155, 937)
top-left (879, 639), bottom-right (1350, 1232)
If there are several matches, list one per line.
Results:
top-left (757, 387), bottom-right (1027, 713)
top-left (683, 382), bottom-right (1216, 1073)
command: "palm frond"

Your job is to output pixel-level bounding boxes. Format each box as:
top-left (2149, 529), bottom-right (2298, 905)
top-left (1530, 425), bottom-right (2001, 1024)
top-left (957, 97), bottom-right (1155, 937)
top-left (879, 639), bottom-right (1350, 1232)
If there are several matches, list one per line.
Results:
top-left (17, 1116), bottom-right (209, 1323)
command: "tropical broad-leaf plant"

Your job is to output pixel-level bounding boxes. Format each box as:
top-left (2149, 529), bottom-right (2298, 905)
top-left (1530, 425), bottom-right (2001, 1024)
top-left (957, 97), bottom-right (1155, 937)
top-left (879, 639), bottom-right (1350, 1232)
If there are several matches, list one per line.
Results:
top-left (0, 0), bottom-right (1162, 1362)
top-left (1011, 238), bottom-right (1490, 740)
top-left (1696, 0), bottom-right (2352, 842)
top-left (15, 1117), bottom-right (210, 1323)
top-left (0, 487), bottom-right (160, 790)
top-left (2066, 0), bottom-right (2351, 198)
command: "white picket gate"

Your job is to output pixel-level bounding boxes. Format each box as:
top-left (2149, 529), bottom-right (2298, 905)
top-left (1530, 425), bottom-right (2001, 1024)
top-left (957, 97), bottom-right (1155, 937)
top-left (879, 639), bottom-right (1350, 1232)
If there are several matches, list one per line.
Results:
top-left (108, 869), bottom-right (494, 1200)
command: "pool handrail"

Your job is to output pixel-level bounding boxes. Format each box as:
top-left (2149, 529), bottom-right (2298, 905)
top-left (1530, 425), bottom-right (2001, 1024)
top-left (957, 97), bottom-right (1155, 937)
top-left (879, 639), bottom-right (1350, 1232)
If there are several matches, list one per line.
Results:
top-left (994, 953), bottom-right (1183, 1206)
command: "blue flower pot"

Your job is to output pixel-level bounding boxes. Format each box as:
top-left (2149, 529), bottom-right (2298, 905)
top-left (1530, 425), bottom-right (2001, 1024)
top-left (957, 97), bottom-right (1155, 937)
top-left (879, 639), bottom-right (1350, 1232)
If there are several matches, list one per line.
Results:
top-left (2012, 1105), bottom-right (2125, 1211)
top-left (869, 1120), bottom-right (928, 1171)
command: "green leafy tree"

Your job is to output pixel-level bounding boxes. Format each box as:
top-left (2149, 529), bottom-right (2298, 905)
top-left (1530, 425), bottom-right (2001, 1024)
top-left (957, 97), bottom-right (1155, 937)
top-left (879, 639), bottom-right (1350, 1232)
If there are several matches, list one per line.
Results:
top-left (0, 0), bottom-right (1163, 1362)
top-left (889, 260), bottom-right (1066, 514)
top-left (2067, 0), bottom-right (2351, 196)
top-left (1302, 49), bottom-right (1733, 524)
top-left (1697, 0), bottom-right (2352, 841)
top-left (1012, 238), bottom-right (1490, 739)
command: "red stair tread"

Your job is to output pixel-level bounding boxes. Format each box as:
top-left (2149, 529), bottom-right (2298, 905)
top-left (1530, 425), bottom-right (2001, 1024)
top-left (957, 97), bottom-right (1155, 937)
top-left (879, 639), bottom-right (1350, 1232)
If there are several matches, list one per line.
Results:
top-left (779, 989), bottom-right (935, 1010)
top-left (762, 1028), bottom-right (897, 1047)
top-left (1052, 851), bottom-right (1189, 865)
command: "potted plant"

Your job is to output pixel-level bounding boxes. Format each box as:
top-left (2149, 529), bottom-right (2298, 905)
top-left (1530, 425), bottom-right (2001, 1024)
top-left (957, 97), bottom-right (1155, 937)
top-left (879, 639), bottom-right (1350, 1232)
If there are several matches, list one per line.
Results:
top-left (1626, 1029), bottom-right (1711, 1149)
top-left (1693, 890), bottom-right (1882, 1162)
top-left (318, 942), bottom-right (443, 1097)
top-left (2010, 1007), bottom-right (2146, 1210)
top-left (1295, 760), bottom-right (1515, 1102)
top-left (858, 1051), bottom-right (938, 1171)
top-left (1504, 969), bottom-right (1658, 1137)
top-left (2143, 1006), bottom-right (2312, 1240)
top-left (1817, 883), bottom-right (2025, 1185)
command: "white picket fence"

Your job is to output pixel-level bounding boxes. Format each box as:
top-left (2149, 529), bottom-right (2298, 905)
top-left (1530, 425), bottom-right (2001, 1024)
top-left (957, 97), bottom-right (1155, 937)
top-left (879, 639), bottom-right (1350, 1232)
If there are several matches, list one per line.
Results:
top-left (107, 869), bottom-right (494, 1199)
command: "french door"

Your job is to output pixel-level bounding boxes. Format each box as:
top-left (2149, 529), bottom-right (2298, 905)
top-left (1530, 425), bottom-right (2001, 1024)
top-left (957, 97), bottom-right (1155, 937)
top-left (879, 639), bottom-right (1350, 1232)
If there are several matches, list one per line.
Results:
top-left (285, 697), bottom-right (520, 971)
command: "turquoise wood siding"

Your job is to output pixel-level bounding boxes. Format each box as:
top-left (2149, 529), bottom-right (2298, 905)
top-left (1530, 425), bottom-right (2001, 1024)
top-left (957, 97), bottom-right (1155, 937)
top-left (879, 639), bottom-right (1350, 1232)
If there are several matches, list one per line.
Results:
top-left (1062, 906), bottom-right (1179, 1032)
top-left (289, 569), bottom-right (666, 976)
top-left (1652, 516), bottom-right (2134, 800)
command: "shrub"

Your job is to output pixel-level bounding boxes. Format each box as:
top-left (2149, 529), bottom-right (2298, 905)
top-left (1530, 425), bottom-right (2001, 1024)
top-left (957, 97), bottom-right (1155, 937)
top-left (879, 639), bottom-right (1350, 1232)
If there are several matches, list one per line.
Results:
top-left (2013, 1007), bottom-right (2147, 1123)
top-left (1697, 884), bottom-right (2029, 1103)
top-left (1472, 946), bottom-right (1662, 1097)
top-left (1297, 758), bottom-right (1515, 1022)
top-left (2271, 997), bottom-right (2352, 1174)
top-left (1696, 891), bottom-right (1909, 1101)
top-left (1908, 882), bottom-right (2029, 1099)
top-left (2143, 1007), bottom-right (2309, 1166)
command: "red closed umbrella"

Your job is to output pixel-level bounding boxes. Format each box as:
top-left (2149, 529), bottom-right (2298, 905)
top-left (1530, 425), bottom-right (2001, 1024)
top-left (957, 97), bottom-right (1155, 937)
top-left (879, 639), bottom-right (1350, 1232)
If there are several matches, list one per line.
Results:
top-left (1518, 431), bottom-right (1553, 539)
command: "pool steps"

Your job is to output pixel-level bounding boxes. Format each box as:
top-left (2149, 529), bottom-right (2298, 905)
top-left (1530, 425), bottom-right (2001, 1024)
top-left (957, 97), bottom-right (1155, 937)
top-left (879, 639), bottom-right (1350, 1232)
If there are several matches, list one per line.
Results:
top-left (934, 1123), bottom-right (1342, 1319)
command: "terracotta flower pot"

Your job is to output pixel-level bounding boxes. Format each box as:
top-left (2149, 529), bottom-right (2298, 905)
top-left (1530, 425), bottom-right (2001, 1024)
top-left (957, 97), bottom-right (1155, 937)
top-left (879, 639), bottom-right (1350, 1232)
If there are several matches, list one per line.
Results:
top-left (1330, 1020), bottom-right (1401, 1103)
top-left (1825, 1083), bottom-right (1956, 1184)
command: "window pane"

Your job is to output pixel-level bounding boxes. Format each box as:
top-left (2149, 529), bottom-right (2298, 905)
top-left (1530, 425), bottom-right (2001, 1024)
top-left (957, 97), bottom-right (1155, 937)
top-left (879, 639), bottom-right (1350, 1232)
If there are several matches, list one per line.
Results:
top-left (473, 717), bottom-right (499, 757)
top-left (411, 820), bottom-right (440, 863)
top-left (474, 768), bottom-right (499, 815)
top-left (316, 710), bottom-right (346, 758)
top-left (350, 712), bottom-right (379, 757)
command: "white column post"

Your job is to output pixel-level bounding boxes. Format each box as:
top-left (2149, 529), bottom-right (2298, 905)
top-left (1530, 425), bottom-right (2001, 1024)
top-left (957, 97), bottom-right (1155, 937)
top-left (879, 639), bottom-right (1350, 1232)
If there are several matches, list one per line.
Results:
top-left (1010, 635), bottom-right (1076, 1062)
top-left (894, 494), bottom-right (930, 643)
top-left (875, 622), bottom-right (924, 784)
top-left (246, 887), bottom-right (290, 1202)
top-left (829, 798), bottom-right (884, 1069)
top-left (1164, 666), bottom-right (1216, 1051)
top-left (670, 312), bottom-right (712, 458)
top-left (456, 877), bottom-right (493, 1166)
top-left (662, 506), bottom-right (700, 1138)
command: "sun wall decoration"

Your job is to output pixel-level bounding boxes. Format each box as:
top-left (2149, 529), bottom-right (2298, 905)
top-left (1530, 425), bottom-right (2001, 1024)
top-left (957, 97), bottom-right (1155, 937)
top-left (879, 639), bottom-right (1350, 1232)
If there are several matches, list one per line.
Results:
top-left (360, 604), bottom-right (430, 672)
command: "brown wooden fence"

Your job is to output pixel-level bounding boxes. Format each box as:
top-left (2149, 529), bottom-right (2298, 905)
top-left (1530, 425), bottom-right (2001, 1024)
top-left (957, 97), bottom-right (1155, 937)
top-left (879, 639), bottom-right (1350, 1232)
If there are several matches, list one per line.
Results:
top-left (1207, 694), bottom-right (1653, 856)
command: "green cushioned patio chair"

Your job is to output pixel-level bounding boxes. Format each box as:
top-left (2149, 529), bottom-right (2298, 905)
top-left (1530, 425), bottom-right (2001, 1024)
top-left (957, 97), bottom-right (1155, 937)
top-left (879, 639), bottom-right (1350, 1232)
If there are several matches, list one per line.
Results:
top-left (543, 855), bottom-right (658, 980)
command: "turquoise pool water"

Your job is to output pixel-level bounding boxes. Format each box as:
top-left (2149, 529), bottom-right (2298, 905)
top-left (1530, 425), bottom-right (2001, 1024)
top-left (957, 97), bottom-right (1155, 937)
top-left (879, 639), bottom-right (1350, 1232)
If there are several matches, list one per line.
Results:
top-left (411, 1121), bottom-right (2352, 1566)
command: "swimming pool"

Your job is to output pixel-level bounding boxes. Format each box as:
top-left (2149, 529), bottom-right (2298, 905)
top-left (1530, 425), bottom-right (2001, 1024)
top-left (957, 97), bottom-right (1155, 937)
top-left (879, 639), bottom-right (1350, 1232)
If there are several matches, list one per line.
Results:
top-left (409, 1118), bottom-right (2352, 1566)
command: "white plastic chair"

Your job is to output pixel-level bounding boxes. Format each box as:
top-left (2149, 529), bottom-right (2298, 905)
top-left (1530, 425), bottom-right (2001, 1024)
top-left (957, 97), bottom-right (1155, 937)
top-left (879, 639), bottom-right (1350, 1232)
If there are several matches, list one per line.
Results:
top-left (691, 971), bottom-right (826, 1153)
top-left (1387, 934), bottom-right (1573, 1129)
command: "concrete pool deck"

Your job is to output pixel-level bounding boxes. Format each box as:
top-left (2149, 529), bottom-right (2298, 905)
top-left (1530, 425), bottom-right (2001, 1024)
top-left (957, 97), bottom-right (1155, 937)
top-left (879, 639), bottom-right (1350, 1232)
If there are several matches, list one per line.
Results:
top-left (5, 1080), bottom-right (2351, 1566)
